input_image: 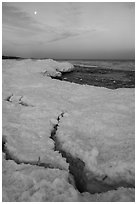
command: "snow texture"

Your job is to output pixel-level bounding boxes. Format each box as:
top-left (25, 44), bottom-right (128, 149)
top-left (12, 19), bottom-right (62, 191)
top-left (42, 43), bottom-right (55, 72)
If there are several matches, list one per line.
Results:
top-left (2, 59), bottom-right (135, 202)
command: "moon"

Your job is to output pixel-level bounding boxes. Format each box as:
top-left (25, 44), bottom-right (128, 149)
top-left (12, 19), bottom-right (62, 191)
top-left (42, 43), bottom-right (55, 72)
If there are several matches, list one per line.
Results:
top-left (34, 11), bottom-right (37, 15)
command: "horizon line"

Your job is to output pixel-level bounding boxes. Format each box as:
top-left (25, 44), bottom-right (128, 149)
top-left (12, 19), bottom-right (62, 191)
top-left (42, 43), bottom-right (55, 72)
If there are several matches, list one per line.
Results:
top-left (2, 55), bottom-right (135, 61)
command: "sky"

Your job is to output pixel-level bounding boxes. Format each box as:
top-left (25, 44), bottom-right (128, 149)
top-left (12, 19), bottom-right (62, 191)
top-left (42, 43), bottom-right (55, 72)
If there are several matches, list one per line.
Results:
top-left (2, 2), bottom-right (135, 59)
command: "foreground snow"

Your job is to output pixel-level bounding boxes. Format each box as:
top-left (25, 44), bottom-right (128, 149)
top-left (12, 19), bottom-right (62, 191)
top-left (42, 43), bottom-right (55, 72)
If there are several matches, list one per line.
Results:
top-left (2, 59), bottom-right (135, 202)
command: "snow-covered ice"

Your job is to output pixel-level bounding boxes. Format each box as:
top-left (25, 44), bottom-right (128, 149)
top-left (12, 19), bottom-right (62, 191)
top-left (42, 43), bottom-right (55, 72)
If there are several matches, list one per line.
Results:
top-left (56, 88), bottom-right (134, 180)
top-left (2, 59), bottom-right (135, 201)
top-left (2, 156), bottom-right (78, 202)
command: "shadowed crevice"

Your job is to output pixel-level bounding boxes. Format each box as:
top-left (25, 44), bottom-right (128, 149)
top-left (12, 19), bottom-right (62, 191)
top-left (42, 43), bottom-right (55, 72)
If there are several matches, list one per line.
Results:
top-left (50, 113), bottom-right (135, 194)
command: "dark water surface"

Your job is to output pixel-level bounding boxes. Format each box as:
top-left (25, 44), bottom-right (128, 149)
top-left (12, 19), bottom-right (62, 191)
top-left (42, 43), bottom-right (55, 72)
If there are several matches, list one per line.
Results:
top-left (53, 60), bottom-right (135, 89)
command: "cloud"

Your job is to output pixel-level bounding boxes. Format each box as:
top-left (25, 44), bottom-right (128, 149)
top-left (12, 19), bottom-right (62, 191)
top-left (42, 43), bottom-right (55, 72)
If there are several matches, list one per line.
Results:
top-left (48, 31), bottom-right (79, 43)
top-left (57, 3), bottom-right (83, 28)
top-left (2, 3), bottom-right (57, 44)
top-left (2, 3), bottom-right (102, 45)
top-left (43, 3), bottom-right (98, 43)
top-left (2, 3), bottom-right (43, 32)
top-left (2, 3), bottom-right (80, 43)
top-left (47, 26), bottom-right (97, 43)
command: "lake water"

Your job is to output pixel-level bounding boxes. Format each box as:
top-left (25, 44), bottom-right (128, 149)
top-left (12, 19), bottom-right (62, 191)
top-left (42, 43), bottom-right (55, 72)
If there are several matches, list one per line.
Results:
top-left (68, 60), bottom-right (135, 71)
top-left (54, 60), bottom-right (135, 89)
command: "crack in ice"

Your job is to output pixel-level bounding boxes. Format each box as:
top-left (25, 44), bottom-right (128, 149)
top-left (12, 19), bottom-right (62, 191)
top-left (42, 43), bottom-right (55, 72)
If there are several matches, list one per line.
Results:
top-left (2, 135), bottom-right (63, 171)
top-left (49, 113), bottom-right (135, 194)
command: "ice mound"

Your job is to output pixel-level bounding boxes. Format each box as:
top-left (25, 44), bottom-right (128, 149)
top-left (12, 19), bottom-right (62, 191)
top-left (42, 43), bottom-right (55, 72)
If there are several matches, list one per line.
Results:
top-left (2, 59), bottom-right (74, 78)
top-left (43, 59), bottom-right (74, 73)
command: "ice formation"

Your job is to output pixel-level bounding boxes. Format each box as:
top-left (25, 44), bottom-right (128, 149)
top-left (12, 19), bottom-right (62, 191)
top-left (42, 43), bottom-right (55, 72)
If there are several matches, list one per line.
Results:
top-left (2, 59), bottom-right (135, 201)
